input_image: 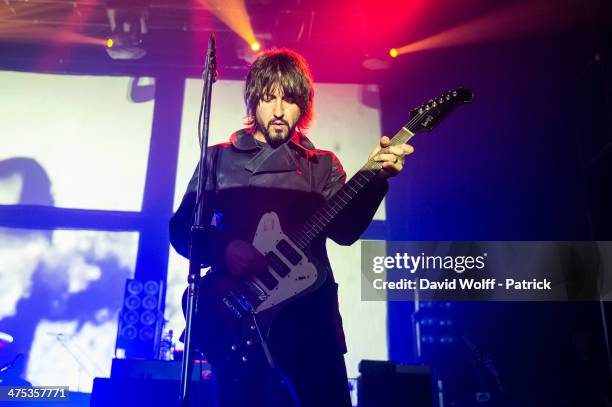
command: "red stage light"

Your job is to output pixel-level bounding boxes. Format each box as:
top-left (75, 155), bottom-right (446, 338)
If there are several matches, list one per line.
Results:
top-left (389, 48), bottom-right (398, 58)
top-left (250, 41), bottom-right (261, 52)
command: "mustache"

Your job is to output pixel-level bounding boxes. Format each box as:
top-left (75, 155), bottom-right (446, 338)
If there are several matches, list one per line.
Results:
top-left (267, 119), bottom-right (289, 128)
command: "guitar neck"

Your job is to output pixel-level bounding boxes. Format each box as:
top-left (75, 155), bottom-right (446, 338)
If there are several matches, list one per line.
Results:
top-left (289, 126), bottom-right (416, 249)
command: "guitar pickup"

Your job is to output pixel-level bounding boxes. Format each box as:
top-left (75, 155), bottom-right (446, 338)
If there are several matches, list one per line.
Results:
top-left (256, 270), bottom-right (279, 290)
top-left (265, 251), bottom-right (291, 277)
top-left (275, 240), bottom-right (302, 265)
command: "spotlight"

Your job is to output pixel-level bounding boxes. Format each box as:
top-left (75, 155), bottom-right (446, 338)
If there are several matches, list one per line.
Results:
top-left (250, 41), bottom-right (261, 52)
top-left (105, 0), bottom-right (149, 60)
top-left (389, 48), bottom-right (398, 58)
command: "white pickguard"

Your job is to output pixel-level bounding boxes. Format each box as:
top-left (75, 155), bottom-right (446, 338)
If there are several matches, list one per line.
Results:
top-left (251, 212), bottom-right (319, 312)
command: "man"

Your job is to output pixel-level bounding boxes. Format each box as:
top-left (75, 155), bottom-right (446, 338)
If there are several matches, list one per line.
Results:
top-left (170, 49), bottom-right (413, 406)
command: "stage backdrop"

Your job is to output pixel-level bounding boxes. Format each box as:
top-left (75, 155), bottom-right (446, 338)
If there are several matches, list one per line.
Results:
top-left (0, 70), bottom-right (388, 391)
top-left (0, 71), bottom-right (150, 391)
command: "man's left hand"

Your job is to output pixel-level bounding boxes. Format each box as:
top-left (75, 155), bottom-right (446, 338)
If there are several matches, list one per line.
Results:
top-left (369, 136), bottom-right (414, 179)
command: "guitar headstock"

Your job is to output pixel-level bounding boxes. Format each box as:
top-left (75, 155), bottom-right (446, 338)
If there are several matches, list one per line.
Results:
top-left (407, 88), bottom-right (474, 133)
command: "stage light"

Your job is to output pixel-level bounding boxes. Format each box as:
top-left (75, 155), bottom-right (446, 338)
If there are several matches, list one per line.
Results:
top-left (389, 48), bottom-right (398, 58)
top-left (250, 41), bottom-right (261, 52)
top-left (104, 1), bottom-right (149, 60)
top-left (105, 32), bottom-right (146, 60)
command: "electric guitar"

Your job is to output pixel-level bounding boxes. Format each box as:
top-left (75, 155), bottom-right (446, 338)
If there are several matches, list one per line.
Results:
top-left (183, 87), bottom-right (474, 368)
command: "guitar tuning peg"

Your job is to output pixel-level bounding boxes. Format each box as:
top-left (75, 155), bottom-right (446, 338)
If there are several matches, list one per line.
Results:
top-left (438, 97), bottom-right (444, 103)
top-left (452, 90), bottom-right (458, 97)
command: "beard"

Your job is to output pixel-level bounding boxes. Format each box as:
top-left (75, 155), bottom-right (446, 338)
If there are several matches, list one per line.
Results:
top-left (256, 117), bottom-right (296, 147)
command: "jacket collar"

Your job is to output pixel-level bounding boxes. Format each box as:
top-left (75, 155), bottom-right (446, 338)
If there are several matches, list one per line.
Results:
top-left (245, 142), bottom-right (298, 174)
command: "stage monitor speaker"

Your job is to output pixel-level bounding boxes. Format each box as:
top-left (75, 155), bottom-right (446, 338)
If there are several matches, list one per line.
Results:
top-left (114, 279), bottom-right (164, 359)
top-left (358, 360), bottom-right (432, 407)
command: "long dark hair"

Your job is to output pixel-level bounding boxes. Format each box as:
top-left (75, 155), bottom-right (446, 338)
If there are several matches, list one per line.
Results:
top-left (244, 48), bottom-right (315, 132)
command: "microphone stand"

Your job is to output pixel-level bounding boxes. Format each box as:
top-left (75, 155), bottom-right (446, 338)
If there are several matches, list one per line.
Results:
top-left (179, 33), bottom-right (218, 407)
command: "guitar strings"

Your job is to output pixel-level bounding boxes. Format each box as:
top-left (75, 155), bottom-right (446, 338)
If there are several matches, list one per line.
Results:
top-left (292, 93), bottom-right (461, 248)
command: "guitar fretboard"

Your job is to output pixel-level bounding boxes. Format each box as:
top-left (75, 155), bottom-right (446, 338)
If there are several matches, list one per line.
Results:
top-left (288, 126), bottom-right (415, 249)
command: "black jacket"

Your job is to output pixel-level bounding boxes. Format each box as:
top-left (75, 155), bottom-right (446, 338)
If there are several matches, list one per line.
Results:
top-left (169, 129), bottom-right (388, 354)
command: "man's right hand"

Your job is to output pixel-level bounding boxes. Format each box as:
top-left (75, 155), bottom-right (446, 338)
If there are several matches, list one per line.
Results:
top-left (224, 239), bottom-right (268, 276)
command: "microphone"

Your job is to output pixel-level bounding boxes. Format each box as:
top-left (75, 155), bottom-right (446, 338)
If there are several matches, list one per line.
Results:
top-left (204, 33), bottom-right (218, 82)
top-left (208, 33), bottom-right (216, 58)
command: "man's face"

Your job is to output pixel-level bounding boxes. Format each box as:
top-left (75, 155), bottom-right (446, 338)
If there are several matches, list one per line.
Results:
top-left (255, 84), bottom-right (301, 146)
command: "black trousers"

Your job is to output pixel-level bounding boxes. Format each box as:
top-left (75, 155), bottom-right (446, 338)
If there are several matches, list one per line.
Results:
top-left (213, 347), bottom-right (352, 407)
